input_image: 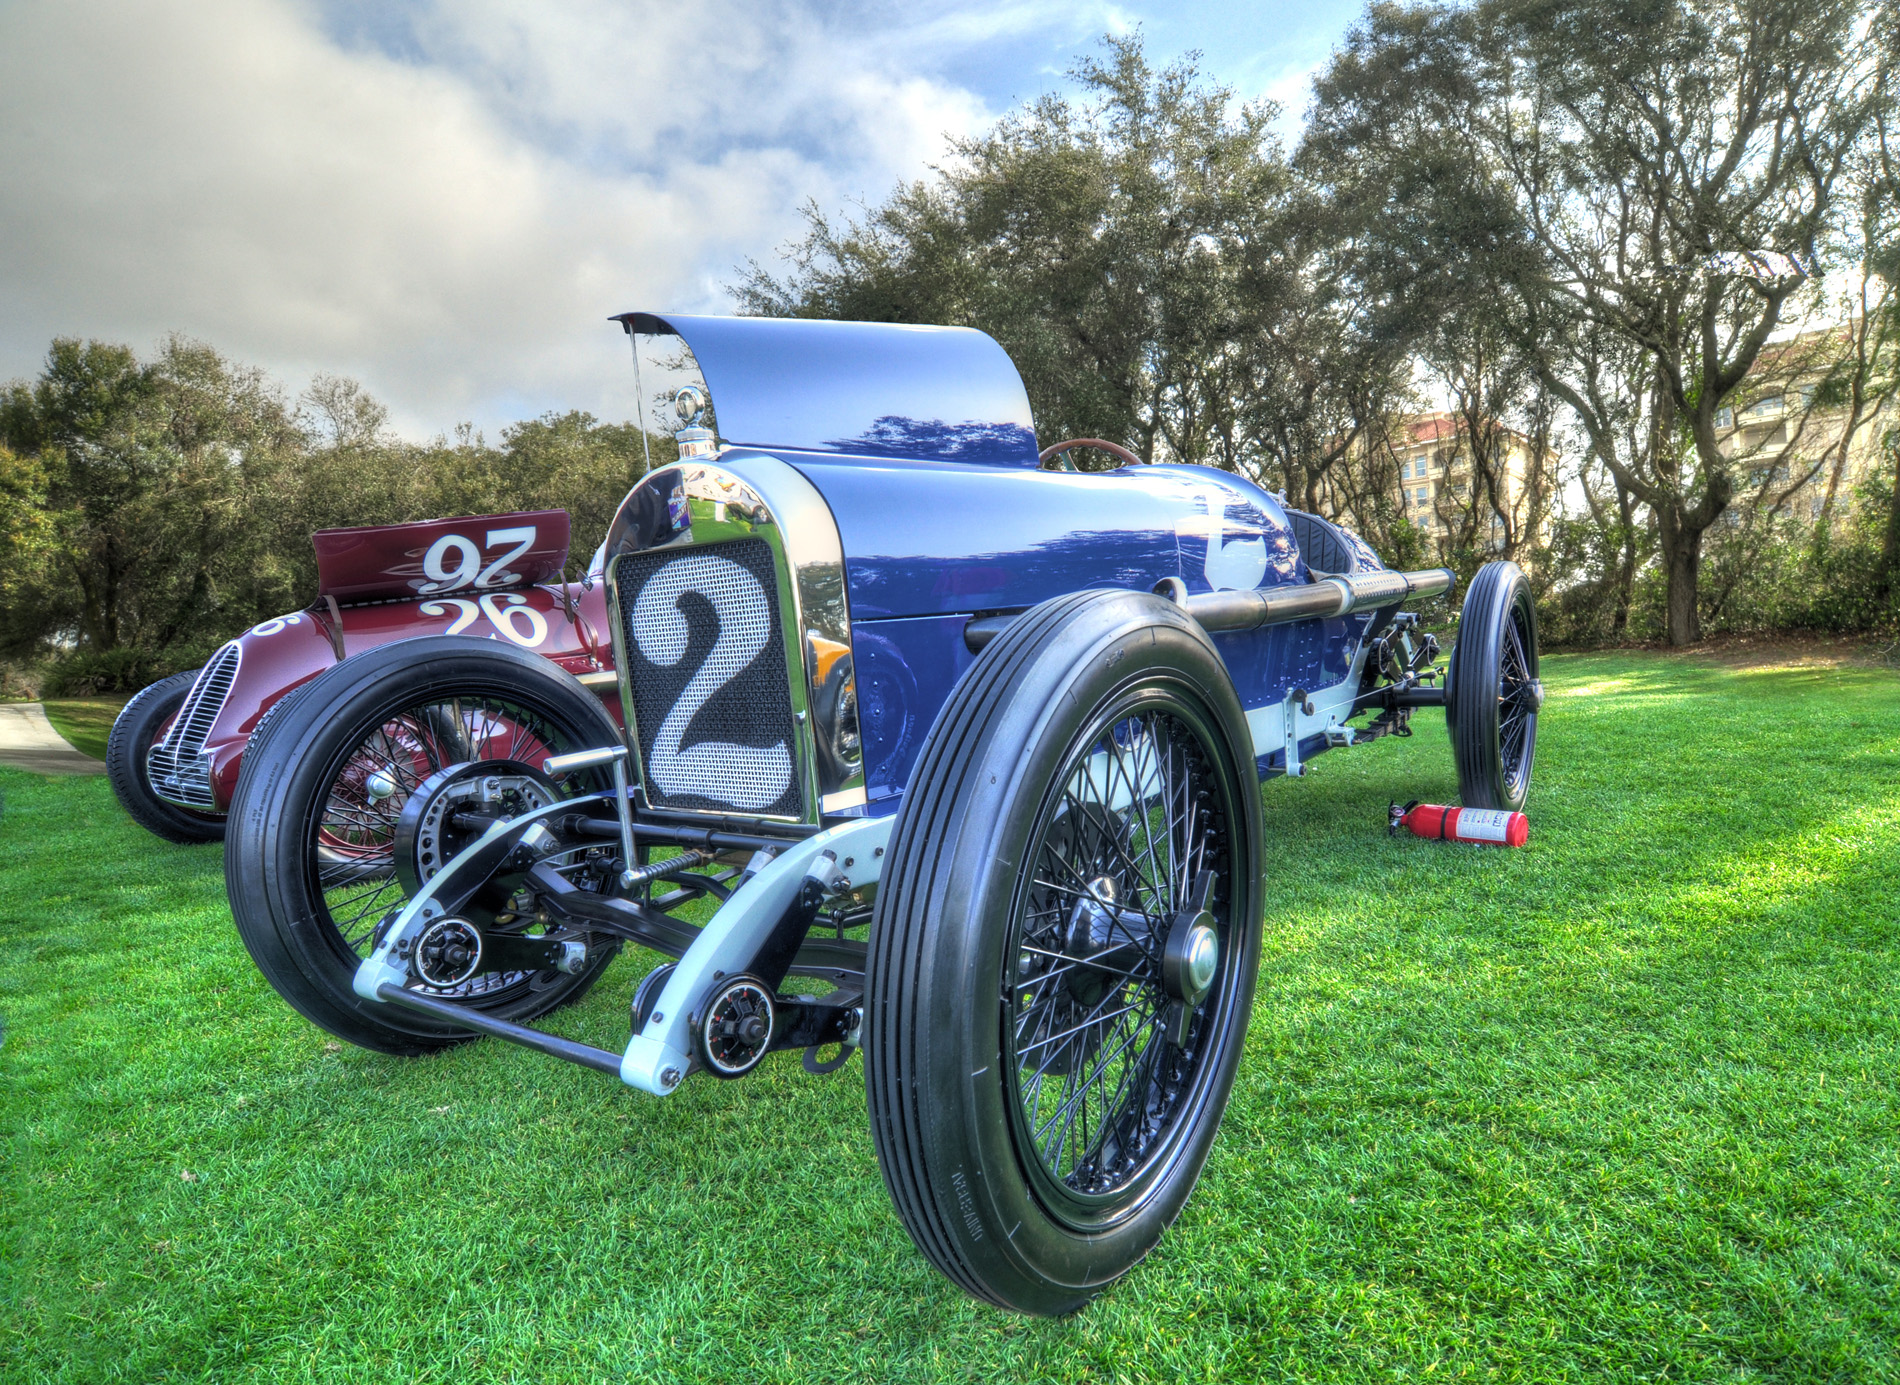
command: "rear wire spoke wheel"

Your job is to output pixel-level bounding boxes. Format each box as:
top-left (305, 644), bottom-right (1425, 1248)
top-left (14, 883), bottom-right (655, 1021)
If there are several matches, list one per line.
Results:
top-left (225, 636), bottom-right (625, 1054)
top-left (1446, 560), bottom-right (1541, 811)
top-left (867, 590), bottom-right (1262, 1315)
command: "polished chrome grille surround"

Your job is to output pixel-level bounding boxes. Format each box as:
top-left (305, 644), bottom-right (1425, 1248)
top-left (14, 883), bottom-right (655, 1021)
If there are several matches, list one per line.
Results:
top-left (602, 454), bottom-right (865, 824)
top-left (147, 641), bottom-right (241, 808)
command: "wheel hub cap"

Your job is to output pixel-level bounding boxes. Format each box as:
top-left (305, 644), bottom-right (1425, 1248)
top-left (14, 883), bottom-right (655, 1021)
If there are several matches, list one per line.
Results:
top-left (1163, 909), bottom-right (1219, 1006)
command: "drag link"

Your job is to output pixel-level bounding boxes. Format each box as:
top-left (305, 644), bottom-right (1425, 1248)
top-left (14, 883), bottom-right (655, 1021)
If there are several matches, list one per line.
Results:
top-left (374, 982), bottom-right (625, 1075)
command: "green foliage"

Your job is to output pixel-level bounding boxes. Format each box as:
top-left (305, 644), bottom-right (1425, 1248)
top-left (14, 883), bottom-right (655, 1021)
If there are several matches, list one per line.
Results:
top-left (40, 647), bottom-right (191, 699)
top-left (1536, 460), bottom-right (1900, 645)
top-left (1539, 508), bottom-right (1661, 646)
top-left (1, 339), bottom-right (282, 659)
top-left (1699, 472), bottom-right (1900, 636)
top-left (1305, 0), bottom-right (1893, 647)
top-left (0, 444), bottom-right (56, 654)
top-left (738, 35), bottom-right (1410, 546)
top-left (4, 652), bottom-right (1899, 1378)
top-left (0, 339), bottom-right (662, 672)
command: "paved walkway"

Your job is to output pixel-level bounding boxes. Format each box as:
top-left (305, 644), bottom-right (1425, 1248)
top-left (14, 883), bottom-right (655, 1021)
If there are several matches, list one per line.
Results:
top-left (0, 702), bottom-right (107, 775)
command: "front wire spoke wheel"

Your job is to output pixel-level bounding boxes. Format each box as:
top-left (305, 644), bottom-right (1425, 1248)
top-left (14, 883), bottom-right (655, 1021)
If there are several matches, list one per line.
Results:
top-left (226, 636), bottom-right (627, 1055)
top-left (867, 589), bottom-right (1261, 1316)
top-left (1009, 708), bottom-right (1225, 1203)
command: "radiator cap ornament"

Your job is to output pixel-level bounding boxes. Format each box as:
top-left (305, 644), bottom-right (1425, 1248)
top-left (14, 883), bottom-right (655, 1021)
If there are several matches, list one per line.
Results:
top-left (673, 385), bottom-right (716, 459)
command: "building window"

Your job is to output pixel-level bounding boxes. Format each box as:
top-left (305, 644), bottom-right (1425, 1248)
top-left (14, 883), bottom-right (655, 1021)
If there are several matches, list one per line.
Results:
top-left (1715, 406), bottom-right (1733, 429)
top-left (1742, 394), bottom-right (1783, 419)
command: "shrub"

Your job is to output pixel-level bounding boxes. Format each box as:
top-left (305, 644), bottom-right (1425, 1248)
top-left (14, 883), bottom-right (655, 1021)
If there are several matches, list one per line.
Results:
top-left (40, 648), bottom-right (188, 697)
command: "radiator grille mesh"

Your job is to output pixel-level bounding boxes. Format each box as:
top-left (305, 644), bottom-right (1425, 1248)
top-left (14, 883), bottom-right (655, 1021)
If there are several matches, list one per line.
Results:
top-left (147, 640), bottom-right (241, 808)
top-left (615, 539), bottom-right (802, 817)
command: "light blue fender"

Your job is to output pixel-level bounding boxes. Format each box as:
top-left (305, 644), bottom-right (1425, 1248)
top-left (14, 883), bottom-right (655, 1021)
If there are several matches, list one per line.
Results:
top-left (619, 814), bottom-right (894, 1095)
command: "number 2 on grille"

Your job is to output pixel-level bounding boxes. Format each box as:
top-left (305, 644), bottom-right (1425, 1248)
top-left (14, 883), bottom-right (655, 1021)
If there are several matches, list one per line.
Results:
top-left (631, 551), bottom-right (793, 812)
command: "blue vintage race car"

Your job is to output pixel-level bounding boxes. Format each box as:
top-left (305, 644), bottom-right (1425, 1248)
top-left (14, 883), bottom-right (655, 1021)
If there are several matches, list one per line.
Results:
top-left (225, 314), bottom-right (1541, 1315)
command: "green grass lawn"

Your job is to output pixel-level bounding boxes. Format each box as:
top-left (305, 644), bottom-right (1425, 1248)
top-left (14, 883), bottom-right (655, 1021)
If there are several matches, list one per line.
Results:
top-left (3, 650), bottom-right (1897, 1383)
top-left (36, 698), bottom-right (127, 762)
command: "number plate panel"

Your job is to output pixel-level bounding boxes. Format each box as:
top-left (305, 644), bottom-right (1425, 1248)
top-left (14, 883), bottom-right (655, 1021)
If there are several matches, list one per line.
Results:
top-left (613, 538), bottom-right (803, 818)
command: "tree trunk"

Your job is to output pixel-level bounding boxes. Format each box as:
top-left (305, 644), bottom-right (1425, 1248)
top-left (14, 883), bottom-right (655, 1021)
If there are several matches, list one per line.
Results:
top-left (1611, 486), bottom-right (1638, 639)
top-left (1878, 439), bottom-right (1900, 603)
top-left (1658, 506), bottom-right (1703, 646)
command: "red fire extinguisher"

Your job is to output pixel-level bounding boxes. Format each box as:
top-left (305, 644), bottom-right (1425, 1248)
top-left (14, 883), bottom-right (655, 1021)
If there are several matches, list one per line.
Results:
top-left (1389, 800), bottom-right (1529, 847)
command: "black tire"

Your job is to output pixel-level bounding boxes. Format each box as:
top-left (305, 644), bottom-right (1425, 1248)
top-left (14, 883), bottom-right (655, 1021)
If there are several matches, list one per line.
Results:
top-left (1446, 560), bottom-right (1541, 811)
top-left (866, 590), bottom-right (1263, 1316)
top-left (225, 636), bottom-right (626, 1055)
top-left (106, 670), bottom-right (227, 844)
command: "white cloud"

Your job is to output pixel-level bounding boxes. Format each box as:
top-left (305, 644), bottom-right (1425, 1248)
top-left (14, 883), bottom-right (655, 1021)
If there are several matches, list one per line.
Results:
top-left (0, 0), bottom-right (1348, 436)
top-left (0, 0), bottom-right (1009, 434)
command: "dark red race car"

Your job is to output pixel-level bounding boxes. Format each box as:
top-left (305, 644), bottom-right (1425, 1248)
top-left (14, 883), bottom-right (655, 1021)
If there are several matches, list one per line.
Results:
top-left (106, 509), bottom-right (617, 842)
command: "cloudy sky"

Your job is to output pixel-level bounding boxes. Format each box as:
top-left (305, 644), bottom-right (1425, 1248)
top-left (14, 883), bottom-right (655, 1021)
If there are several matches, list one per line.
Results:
top-left (0, 0), bottom-right (1363, 437)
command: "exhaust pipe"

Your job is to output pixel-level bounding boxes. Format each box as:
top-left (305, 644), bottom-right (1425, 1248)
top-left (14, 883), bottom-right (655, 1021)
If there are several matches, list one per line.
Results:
top-left (1178, 567), bottom-right (1454, 634)
top-left (964, 568), bottom-right (1455, 653)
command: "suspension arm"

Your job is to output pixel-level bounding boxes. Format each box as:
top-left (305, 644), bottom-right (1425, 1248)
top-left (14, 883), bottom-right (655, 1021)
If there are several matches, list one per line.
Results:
top-left (373, 983), bottom-right (627, 1075)
top-left (528, 862), bottom-right (868, 974)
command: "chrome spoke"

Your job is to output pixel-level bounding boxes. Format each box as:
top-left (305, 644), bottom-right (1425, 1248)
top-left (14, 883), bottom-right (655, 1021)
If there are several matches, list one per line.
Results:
top-left (313, 696), bottom-right (583, 971)
top-left (1005, 703), bottom-right (1228, 1197)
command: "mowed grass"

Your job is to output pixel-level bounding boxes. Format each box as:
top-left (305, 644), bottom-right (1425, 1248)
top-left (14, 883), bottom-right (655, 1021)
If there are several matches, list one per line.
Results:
top-left (36, 699), bottom-right (126, 762)
top-left (2, 650), bottom-right (1897, 1383)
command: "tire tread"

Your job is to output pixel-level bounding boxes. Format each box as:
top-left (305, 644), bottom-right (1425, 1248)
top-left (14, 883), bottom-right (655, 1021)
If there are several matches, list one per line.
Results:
top-left (866, 589), bottom-right (1163, 1310)
top-left (1447, 561), bottom-right (1537, 810)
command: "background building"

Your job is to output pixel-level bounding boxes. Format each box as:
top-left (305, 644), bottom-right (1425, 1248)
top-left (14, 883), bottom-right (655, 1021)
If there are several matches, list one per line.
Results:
top-left (1389, 412), bottom-right (1553, 562)
top-left (1714, 322), bottom-right (1889, 527)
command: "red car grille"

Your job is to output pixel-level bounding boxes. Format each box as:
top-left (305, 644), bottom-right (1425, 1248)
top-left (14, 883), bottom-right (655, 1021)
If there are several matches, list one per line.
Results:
top-left (147, 641), bottom-right (241, 809)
